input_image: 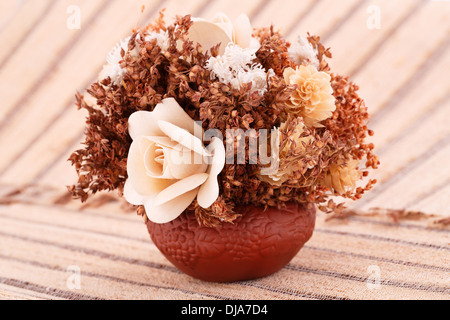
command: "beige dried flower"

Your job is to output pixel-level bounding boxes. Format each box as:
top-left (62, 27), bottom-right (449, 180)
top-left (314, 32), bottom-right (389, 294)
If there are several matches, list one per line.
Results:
top-left (69, 12), bottom-right (379, 225)
top-left (322, 160), bottom-right (362, 194)
top-left (258, 120), bottom-right (313, 186)
top-left (283, 65), bottom-right (336, 127)
top-left (279, 120), bottom-right (312, 156)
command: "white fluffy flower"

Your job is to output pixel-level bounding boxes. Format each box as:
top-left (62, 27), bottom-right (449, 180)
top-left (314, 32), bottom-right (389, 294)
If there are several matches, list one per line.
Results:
top-left (289, 36), bottom-right (319, 69)
top-left (205, 43), bottom-right (274, 95)
top-left (99, 36), bottom-right (132, 85)
top-left (145, 30), bottom-right (170, 52)
top-left (99, 31), bottom-right (170, 85)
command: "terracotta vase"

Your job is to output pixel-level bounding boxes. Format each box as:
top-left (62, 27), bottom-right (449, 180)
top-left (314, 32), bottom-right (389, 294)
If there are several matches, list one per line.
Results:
top-left (146, 202), bottom-right (316, 282)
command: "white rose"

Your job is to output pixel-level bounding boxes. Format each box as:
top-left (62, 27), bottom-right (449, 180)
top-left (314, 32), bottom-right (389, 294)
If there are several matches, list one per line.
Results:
top-left (123, 98), bottom-right (225, 224)
top-left (188, 12), bottom-right (260, 55)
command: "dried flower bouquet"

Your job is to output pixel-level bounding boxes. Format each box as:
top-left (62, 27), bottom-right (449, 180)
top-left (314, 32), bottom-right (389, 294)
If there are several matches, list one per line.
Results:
top-left (69, 11), bottom-right (379, 282)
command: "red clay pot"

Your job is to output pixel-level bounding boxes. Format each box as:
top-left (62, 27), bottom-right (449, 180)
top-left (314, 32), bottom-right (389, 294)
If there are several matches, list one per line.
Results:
top-left (146, 202), bottom-right (316, 282)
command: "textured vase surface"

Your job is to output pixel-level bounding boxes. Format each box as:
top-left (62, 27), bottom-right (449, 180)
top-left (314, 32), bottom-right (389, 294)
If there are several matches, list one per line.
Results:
top-left (146, 202), bottom-right (316, 282)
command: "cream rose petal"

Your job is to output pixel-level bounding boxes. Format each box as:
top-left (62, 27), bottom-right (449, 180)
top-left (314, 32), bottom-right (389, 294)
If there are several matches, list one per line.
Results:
top-left (142, 136), bottom-right (179, 179)
top-left (158, 120), bottom-right (209, 156)
top-left (210, 13), bottom-right (234, 39)
top-left (167, 147), bottom-right (208, 179)
top-left (128, 112), bottom-right (162, 139)
top-left (153, 173), bottom-right (209, 206)
top-left (197, 137), bottom-right (226, 208)
top-left (128, 98), bottom-right (201, 140)
top-left (123, 179), bottom-right (145, 206)
top-left (127, 140), bottom-right (174, 196)
top-left (232, 14), bottom-right (253, 49)
top-left (141, 135), bottom-right (208, 180)
top-left (188, 19), bottom-right (232, 55)
top-left (144, 189), bottom-right (199, 224)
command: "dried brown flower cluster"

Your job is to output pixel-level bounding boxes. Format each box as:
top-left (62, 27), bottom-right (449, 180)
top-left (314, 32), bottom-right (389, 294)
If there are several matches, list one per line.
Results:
top-left (69, 11), bottom-right (379, 226)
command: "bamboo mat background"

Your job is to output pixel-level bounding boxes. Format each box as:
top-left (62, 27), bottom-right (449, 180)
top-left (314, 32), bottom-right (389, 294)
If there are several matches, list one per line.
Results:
top-left (0, 0), bottom-right (449, 300)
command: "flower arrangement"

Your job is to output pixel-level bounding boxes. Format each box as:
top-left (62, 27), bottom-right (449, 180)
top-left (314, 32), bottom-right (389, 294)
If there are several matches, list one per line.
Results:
top-left (69, 11), bottom-right (379, 228)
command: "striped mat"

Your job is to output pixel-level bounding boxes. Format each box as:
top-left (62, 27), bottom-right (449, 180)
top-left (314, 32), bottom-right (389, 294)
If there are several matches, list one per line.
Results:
top-left (0, 185), bottom-right (448, 300)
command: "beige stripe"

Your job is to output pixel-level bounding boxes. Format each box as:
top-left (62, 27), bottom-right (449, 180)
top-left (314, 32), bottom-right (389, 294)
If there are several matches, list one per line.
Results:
top-left (285, 264), bottom-right (450, 294)
top-left (353, 1), bottom-right (450, 116)
top-left (0, 231), bottom-right (312, 300)
top-left (327, 0), bottom-right (423, 75)
top-left (315, 228), bottom-right (449, 251)
top-left (368, 35), bottom-right (450, 123)
top-left (354, 137), bottom-right (450, 207)
top-left (287, 0), bottom-right (362, 41)
top-left (251, 0), bottom-right (315, 37)
top-left (2, 208), bottom-right (449, 275)
top-left (0, 255), bottom-right (232, 300)
top-left (348, 0), bottom-right (425, 77)
top-left (342, 216), bottom-right (450, 234)
top-left (200, 0), bottom-right (266, 21)
top-left (7, 210), bottom-right (448, 295)
top-left (359, 142), bottom-right (450, 212)
top-left (0, 0), bottom-right (111, 126)
top-left (321, 0), bottom-right (367, 42)
top-left (0, 277), bottom-right (103, 300)
top-left (12, 0), bottom-right (212, 186)
top-left (0, 0), bottom-right (262, 187)
top-left (404, 176), bottom-right (450, 209)
top-left (1, 218), bottom-right (447, 299)
top-left (0, 217), bottom-right (314, 299)
top-left (0, 284), bottom-right (57, 300)
top-left (305, 246), bottom-right (450, 273)
top-left (1, 206), bottom-right (448, 299)
top-left (281, 0), bottom-right (321, 38)
top-left (0, 0), bottom-right (56, 69)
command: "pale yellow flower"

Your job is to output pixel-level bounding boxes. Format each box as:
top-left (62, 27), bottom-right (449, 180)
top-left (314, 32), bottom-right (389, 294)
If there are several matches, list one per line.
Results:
top-left (258, 120), bottom-right (312, 186)
top-left (322, 160), bottom-right (362, 194)
top-left (278, 121), bottom-right (312, 157)
top-left (283, 65), bottom-right (336, 127)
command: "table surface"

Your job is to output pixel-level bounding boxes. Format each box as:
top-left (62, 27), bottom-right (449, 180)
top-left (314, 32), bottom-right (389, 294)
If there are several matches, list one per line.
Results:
top-left (0, 0), bottom-right (449, 300)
